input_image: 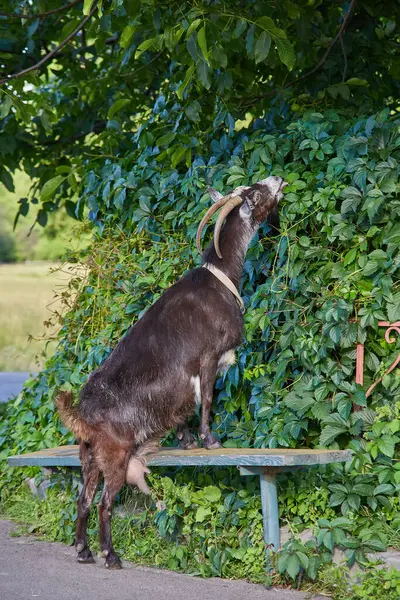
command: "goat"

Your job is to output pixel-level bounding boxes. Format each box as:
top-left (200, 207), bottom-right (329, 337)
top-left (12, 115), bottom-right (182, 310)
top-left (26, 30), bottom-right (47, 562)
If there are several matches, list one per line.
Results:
top-left (56, 175), bottom-right (287, 569)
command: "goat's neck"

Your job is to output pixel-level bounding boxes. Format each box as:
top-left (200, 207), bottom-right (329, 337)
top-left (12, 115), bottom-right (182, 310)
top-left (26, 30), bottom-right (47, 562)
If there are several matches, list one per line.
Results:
top-left (202, 215), bottom-right (257, 289)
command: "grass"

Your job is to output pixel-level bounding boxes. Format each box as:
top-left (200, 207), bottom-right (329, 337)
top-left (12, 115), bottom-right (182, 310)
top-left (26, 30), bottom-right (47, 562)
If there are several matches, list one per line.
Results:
top-left (0, 262), bottom-right (76, 371)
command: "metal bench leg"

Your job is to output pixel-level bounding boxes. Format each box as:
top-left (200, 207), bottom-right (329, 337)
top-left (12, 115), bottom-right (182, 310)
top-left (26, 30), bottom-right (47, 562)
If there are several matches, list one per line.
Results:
top-left (260, 470), bottom-right (280, 567)
top-left (239, 466), bottom-right (281, 571)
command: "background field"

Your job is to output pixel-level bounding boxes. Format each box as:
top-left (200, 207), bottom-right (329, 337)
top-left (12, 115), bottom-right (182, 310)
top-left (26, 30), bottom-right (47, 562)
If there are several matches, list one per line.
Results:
top-left (0, 172), bottom-right (90, 371)
top-left (0, 262), bottom-right (73, 371)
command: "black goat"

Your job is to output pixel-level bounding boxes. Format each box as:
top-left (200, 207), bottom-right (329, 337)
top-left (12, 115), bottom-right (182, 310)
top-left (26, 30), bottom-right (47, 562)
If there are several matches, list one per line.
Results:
top-left (56, 175), bottom-right (286, 569)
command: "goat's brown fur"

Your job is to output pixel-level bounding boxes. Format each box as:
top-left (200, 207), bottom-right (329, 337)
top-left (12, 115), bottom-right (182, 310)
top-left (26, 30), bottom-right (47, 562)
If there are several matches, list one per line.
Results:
top-left (56, 391), bottom-right (93, 441)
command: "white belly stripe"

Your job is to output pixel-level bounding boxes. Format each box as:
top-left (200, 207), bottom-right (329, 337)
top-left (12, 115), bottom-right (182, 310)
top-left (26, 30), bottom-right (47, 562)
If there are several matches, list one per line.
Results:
top-left (191, 375), bottom-right (201, 405)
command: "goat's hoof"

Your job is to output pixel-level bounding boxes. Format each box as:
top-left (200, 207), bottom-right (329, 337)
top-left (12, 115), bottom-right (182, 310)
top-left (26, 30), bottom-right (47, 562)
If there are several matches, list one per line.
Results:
top-left (203, 434), bottom-right (222, 450)
top-left (77, 547), bottom-right (96, 564)
top-left (178, 433), bottom-right (199, 450)
top-left (105, 552), bottom-right (122, 570)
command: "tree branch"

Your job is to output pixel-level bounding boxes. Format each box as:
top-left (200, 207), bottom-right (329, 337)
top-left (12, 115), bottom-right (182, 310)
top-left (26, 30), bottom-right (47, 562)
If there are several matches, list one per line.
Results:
top-left (0, 3), bottom-right (97, 86)
top-left (0, 0), bottom-right (82, 20)
top-left (339, 34), bottom-right (348, 83)
top-left (243, 0), bottom-right (357, 106)
top-left (283, 0), bottom-right (357, 89)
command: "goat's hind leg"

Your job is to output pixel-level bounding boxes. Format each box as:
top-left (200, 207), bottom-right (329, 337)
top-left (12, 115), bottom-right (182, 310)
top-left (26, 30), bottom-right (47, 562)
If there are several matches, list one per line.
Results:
top-left (75, 441), bottom-right (100, 564)
top-left (97, 444), bottom-right (130, 569)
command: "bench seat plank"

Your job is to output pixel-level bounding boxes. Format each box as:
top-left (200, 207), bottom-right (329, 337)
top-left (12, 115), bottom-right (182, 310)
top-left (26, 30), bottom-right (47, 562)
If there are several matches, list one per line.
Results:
top-left (7, 445), bottom-right (351, 468)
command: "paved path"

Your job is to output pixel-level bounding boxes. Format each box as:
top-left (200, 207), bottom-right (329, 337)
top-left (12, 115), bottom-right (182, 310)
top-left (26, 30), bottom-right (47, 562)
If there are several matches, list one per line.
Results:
top-left (0, 521), bottom-right (314, 600)
top-left (0, 372), bottom-right (36, 402)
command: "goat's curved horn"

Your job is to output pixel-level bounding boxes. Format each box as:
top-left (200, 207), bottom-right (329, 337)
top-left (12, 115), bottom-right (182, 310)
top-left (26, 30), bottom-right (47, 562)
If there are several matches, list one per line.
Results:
top-left (213, 195), bottom-right (242, 259)
top-left (196, 196), bottom-right (229, 253)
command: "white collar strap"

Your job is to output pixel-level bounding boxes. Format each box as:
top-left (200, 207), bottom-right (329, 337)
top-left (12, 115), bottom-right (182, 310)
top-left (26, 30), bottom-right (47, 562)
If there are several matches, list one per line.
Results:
top-left (203, 263), bottom-right (245, 314)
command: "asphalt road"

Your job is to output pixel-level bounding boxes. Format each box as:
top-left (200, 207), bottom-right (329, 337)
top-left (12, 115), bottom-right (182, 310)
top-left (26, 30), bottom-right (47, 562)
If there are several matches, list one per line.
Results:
top-left (0, 372), bottom-right (36, 403)
top-left (0, 521), bottom-right (317, 600)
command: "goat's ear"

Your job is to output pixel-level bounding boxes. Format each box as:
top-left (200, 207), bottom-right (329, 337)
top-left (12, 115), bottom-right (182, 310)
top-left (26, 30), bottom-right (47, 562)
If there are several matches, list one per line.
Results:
top-left (239, 200), bottom-right (252, 218)
top-left (244, 189), bottom-right (261, 210)
top-left (208, 187), bottom-right (224, 203)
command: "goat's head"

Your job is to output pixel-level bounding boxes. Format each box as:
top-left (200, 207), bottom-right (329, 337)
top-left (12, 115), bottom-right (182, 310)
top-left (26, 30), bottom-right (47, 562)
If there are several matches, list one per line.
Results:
top-left (196, 176), bottom-right (287, 258)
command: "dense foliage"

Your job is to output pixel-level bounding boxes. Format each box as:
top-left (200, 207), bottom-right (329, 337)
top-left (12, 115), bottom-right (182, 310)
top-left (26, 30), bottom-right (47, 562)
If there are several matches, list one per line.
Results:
top-left (1, 0), bottom-right (400, 589)
top-left (1, 0), bottom-right (400, 223)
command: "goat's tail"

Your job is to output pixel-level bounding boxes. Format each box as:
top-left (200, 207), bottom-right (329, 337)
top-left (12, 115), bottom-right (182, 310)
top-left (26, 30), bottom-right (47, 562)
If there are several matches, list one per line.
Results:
top-left (55, 391), bottom-right (93, 442)
top-left (126, 437), bottom-right (160, 495)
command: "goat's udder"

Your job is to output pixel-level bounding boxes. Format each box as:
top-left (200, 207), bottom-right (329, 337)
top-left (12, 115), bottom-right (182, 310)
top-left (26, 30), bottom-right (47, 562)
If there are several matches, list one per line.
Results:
top-left (126, 456), bottom-right (151, 494)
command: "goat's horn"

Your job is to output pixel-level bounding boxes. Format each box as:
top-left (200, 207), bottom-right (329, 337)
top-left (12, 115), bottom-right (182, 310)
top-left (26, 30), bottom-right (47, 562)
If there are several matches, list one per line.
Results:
top-left (214, 195), bottom-right (242, 259)
top-left (196, 196), bottom-right (229, 253)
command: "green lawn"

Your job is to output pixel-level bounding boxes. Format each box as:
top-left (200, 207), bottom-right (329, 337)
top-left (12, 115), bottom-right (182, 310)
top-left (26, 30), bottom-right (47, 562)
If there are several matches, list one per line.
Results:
top-left (0, 262), bottom-right (73, 371)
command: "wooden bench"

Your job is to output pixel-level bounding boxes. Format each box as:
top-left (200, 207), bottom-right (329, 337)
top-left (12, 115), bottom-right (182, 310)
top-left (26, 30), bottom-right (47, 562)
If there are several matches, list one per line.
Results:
top-left (8, 446), bottom-right (351, 563)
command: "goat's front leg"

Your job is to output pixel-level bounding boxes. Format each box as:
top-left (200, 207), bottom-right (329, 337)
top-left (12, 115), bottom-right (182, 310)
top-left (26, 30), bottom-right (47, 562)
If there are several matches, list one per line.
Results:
top-left (199, 359), bottom-right (221, 450)
top-left (176, 423), bottom-right (199, 449)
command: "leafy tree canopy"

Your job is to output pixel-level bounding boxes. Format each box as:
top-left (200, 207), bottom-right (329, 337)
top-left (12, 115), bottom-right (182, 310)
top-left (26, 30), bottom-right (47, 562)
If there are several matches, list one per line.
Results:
top-left (1, 0), bottom-right (400, 225)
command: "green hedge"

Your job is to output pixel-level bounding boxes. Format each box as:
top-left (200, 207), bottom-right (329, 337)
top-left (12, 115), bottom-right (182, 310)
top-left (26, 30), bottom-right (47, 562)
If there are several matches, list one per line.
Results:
top-left (1, 107), bottom-right (400, 584)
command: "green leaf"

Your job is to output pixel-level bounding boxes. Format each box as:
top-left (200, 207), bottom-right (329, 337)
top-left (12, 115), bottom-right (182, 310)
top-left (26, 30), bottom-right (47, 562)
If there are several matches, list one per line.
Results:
top-left (37, 209), bottom-right (48, 227)
top-left (364, 538), bottom-right (387, 552)
top-left (120, 25), bottom-right (136, 49)
top-left (135, 38), bottom-right (155, 59)
top-left (377, 436), bottom-right (396, 457)
top-left (363, 260), bottom-right (379, 276)
top-left (0, 94), bottom-right (12, 119)
top-left (346, 78), bottom-right (368, 86)
top-left (283, 393), bottom-right (314, 414)
top-left (186, 18), bottom-right (202, 37)
top-left (255, 31), bottom-right (271, 64)
top-left (275, 38), bottom-right (296, 70)
top-left (197, 60), bottom-right (211, 89)
top-left (176, 65), bottom-right (195, 100)
top-left (286, 554), bottom-right (300, 580)
top-left (197, 26), bottom-right (210, 65)
top-left (320, 425), bottom-right (347, 446)
top-left (297, 552), bottom-right (309, 570)
top-left (323, 531), bottom-right (334, 551)
top-left (61, 19), bottom-right (81, 39)
top-left (388, 300), bottom-right (400, 321)
top-left (315, 385), bottom-right (329, 403)
top-left (0, 166), bottom-right (14, 192)
top-left (195, 506), bottom-right (211, 522)
top-left (374, 483), bottom-right (394, 495)
top-left (40, 176), bottom-right (65, 201)
top-left (346, 494), bottom-right (360, 511)
top-left (257, 16), bottom-right (276, 32)
top-left (277, 553), bottom-right (288, 573)
top-left (113, 187), bottom-right (126, 210)
top-left (171, 146), bottom-right (187, 168)
top-left (157, 132), bottom-right (175, 146)
top-left (331, 517), bottom-right (353, 528)
top-left (83, 0), bottom-right (95, 15)
top-left (352, 483), bottom-right (374, 496)
top-left (344, 247), bottom-right (357, 266)
top-left (203, 486), bottom-right (222, 502)
top-left (108, 99), bottom-right (130, 120)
